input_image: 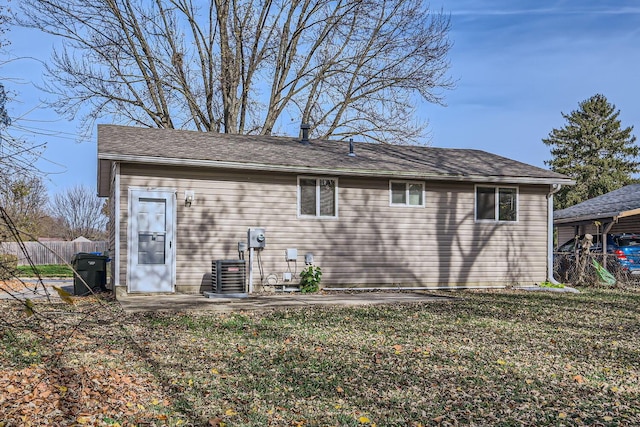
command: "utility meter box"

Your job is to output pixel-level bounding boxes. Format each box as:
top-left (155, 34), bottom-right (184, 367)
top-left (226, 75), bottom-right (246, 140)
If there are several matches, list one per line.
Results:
top-left (305, 252), bottom-right (314, 265)
top-left (247, 227), bottom-right (266, 248)
top-left (285, 248), bottom-right (297, 261)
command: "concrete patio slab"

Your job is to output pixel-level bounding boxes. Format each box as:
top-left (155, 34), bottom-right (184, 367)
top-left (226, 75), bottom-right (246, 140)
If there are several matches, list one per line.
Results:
top-left (117, 291), bottom-right (454, 313)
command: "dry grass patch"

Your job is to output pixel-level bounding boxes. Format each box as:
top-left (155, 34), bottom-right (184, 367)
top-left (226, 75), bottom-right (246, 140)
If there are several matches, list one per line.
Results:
top-left (1, 288), bottom-right (639, 426)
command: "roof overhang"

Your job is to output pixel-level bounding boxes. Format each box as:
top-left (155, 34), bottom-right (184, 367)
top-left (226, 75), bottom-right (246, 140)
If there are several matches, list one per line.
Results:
top-left (97, 153), bottom-right (575, 188)
top-left (554, 207), bottom-right (640, 226)
top-left (554, 214), bottom-right (616, 225)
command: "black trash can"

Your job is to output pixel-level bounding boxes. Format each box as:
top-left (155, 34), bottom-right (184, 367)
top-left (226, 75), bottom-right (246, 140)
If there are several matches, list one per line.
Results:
top-left (71, 252), bottom-right (108, 296)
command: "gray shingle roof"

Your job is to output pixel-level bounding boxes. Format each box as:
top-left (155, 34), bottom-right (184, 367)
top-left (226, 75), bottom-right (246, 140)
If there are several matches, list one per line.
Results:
top-left (554, 184), bottom-right (640, 223)
top-left (97, 124), bottom-right (571, 184)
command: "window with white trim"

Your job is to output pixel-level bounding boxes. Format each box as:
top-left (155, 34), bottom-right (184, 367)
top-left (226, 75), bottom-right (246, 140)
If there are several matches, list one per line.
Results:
top-left (298, 177), bottom-right (338, 218)
top-left (476, 186), bottom-right (518, 222)
top-left (390, 181), bottom-right (424, 207)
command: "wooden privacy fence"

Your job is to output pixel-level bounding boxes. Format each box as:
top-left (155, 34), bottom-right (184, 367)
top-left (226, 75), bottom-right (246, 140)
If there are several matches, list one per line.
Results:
top-left (0, 241), bottom-right (109, 265)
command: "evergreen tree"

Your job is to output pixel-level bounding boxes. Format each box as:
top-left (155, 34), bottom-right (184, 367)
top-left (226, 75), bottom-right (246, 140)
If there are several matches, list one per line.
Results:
top-left (543, 94), bottom-right (639, 209)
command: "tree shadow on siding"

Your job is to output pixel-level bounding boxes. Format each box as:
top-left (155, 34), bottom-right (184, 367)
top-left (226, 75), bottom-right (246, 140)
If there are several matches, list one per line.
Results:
top-left (434, 188), bottom-right (532, 288)
top-left (193, 193), bottom-right (250, 292)
top-left (311, 179), bottom-right (422, 287)
top-left (434, 184), bottom-right (500, 286)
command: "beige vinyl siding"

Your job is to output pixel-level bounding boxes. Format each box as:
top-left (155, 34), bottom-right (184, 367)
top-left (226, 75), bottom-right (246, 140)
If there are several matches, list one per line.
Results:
top-left (611, 216), bottom-right (640, 233)
top-left (556, 227), bottom-right (577, 248)
top-left (117, 164), bottom-right (550, 292)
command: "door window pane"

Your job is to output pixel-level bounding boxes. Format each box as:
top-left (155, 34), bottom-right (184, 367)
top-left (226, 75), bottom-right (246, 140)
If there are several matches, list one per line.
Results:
top-left (137, 199), bottom-right (166, 232)
top-left (138, 233), bottom-right (165, 264)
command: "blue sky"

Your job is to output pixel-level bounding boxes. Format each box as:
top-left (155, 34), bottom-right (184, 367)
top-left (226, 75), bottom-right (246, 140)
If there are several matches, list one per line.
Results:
top-left (3, 0), bottom-right (640, 196)
top-left (427, 0), bottom-right (640, 165)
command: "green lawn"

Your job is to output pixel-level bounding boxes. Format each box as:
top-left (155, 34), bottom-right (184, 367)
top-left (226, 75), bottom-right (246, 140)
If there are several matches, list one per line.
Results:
top-left (16, 264), bottom-right (74, 277)
top-left (1, 288), bottom-right (639, 426)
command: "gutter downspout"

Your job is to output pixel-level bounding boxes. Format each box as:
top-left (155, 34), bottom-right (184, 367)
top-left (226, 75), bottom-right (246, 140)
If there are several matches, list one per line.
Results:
top-left (547, 184), bottom-right (562, 284)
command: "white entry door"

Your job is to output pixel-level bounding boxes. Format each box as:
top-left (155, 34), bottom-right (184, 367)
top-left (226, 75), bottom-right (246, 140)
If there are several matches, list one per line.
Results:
top-left (128, 189), bottom-right (176, 293)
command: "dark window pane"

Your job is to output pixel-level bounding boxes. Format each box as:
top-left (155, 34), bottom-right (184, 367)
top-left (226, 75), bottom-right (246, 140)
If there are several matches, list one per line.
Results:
top-left (499, 188), bottom-right (517, 221)
top-left (391, 182), bottom-right (406, 204)
top-left (617, 237), bottom-right (640, 247)
top-left (476, 187), bottom-right (495, 220)
top-left (557, 239), bottom-right (576, 252)
top-left (300, 179), bottom-right (316, 216)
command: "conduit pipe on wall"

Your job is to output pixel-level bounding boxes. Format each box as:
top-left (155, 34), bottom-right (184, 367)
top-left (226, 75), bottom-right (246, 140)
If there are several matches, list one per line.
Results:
top-left (547, 184), bottom-right (562, 285)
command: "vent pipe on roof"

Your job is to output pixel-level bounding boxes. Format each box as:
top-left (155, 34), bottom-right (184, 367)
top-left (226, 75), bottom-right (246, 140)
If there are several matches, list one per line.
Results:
top-left (348, 138), bottom-right (356, 157)
top-left (300, 123), bottom-right (311, 144)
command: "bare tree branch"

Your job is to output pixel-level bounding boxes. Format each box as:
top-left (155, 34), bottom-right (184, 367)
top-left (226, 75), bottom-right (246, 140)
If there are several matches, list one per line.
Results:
top-left (0, 176), bottom-right (49, 241)
top-left (49, 185), bottom-right (107, 241)
top-left (16, 0), bottom-right (452, 143)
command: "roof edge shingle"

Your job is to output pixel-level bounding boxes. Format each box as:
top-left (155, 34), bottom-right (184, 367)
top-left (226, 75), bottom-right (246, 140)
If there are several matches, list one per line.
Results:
top-left (97, 124), bottom-right (573, 185)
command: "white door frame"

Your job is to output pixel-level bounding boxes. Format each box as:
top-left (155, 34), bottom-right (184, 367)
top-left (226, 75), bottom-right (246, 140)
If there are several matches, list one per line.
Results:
top-left (127, 187), bottom-right (176, 293)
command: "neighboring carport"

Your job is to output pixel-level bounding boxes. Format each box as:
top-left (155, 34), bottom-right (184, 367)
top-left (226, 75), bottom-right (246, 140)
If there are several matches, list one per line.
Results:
top-left (554, 184), bottom-right (640, 283)
top-left (554, 184), bottom-right (640, 247)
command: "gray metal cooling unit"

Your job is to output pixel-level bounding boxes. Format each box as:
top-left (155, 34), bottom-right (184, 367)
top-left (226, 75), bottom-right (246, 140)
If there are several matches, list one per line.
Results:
top-left (211, 259), bottom-right (247, 294)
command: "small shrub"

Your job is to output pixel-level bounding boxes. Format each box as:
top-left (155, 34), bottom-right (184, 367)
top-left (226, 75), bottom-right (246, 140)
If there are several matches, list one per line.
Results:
top-left (299, 265), bottom-right (322, 293)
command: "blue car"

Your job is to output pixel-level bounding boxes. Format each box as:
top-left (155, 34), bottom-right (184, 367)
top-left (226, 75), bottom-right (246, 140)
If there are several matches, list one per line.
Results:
top-left (556, 234), bottom-right (640, 275)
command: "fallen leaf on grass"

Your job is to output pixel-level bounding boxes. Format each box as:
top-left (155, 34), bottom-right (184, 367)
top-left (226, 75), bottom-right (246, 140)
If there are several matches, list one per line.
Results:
top-left (53, 286), bottom-right (74, 304)
top-left (24, 299), bottom-right (35, 317)
top-left (573, 375), bottom-right (585, 384)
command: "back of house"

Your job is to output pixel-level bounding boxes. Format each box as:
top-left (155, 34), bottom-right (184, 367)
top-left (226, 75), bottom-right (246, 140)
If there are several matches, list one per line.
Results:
top-left (97, 124), bottom-right (572, 298)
